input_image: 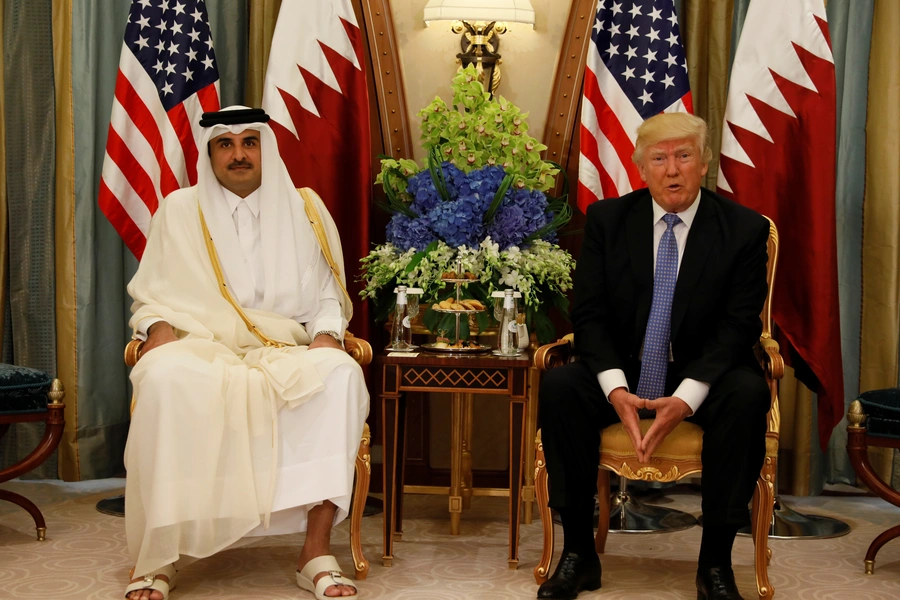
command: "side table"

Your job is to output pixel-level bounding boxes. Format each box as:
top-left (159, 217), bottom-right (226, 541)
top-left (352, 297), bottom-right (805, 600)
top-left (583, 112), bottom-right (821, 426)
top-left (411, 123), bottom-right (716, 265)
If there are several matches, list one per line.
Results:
top-left (378, 350), bottom-right (532, 569)
top-left (847, 394), bottom-right (900, 574)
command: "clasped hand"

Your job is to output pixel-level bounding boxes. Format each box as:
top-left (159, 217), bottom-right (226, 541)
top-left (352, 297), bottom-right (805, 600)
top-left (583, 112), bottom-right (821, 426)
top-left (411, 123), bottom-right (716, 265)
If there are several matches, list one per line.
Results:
top-left (607, 387), bottom-right (692, 464)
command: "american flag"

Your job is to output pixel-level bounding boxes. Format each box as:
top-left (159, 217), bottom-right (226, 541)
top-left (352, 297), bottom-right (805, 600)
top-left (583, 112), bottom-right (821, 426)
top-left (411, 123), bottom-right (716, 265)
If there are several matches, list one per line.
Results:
top-left (99, 0), bottom-right (220, 258)
top-left (578, 0), bottom-right (692, 213)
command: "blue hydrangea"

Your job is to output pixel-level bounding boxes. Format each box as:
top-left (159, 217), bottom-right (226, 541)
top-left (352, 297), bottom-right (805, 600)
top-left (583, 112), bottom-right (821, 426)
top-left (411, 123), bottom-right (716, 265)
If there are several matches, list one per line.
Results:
top-left (485, 188), bottom-right (551, 249)
top-left (455, 165), bottom-right (506, 201)
top-left (391, 163), bottom-right (554, 251)
top-left (487, 204), bottom-right (528, 248)
top-left (386, 213), bottom-right (436, 252)
top-left (428, 194), bottom-right (485, 248)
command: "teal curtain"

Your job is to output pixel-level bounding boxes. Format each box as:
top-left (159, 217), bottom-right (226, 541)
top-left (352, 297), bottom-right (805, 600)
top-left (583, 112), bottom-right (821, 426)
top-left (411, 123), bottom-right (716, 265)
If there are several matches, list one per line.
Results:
top-left (71, 0), bottom-right (134, 481)
top-left (68, 0), bottom-right (248, 479)
top-left (1, 0), bottom-right (58, 478)
top-left (822, 0), bottom-right (875, 489)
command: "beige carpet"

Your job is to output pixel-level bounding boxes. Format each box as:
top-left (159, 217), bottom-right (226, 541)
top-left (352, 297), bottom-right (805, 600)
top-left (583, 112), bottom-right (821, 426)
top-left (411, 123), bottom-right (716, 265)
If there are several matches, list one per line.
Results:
top-left (1, 478), bottom-right (899, 599)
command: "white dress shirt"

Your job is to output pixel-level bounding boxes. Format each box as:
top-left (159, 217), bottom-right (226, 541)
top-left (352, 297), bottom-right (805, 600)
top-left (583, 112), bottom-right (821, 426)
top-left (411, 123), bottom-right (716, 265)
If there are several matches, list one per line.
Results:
top-left (597, 192), bottom-right (710, 414)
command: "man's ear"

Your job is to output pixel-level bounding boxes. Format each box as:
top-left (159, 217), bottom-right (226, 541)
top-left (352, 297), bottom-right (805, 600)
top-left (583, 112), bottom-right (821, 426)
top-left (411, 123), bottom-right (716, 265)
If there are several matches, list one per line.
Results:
top-left (636, 161), bottom-right (648, 183)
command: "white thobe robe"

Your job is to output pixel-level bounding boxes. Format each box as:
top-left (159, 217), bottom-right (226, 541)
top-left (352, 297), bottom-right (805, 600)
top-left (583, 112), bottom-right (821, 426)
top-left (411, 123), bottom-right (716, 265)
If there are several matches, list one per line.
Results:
top-left (125, 184), bottom-right (368, 577)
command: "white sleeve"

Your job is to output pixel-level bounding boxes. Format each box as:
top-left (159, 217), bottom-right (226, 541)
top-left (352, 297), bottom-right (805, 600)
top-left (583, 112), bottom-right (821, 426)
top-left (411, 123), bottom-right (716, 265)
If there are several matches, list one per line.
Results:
top-left (673, 378), bottom-right (710, 415)
top-left (133, 316), bottom-right (165, 341)
top-left (597, 369), bottom-right (629, 401)
top-left (303, 253), bottom-right (348, 339)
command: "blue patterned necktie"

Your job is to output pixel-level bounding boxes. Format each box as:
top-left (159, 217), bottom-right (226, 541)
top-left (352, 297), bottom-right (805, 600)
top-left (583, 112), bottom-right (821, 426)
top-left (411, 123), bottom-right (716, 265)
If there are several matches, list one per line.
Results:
top-left (636, 213), bottom-right (682, 412)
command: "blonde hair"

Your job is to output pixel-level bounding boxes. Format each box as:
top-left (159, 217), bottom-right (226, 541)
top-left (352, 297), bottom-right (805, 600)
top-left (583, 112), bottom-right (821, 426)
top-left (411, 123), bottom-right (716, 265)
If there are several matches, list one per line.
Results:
top-left (632, 112), bottom-right (712, 165)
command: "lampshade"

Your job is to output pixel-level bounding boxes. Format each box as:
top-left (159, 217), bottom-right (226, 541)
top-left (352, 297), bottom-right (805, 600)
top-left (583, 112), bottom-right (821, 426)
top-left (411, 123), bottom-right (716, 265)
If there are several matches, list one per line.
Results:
top-left (423, 0), bottom-right (535, 27)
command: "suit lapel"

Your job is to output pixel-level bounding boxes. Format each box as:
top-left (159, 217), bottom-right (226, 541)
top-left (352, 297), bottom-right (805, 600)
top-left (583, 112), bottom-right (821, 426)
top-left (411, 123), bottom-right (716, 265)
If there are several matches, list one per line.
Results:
top-left (671, 193), bottom-right (719, 341)
top-left (626, 194), bottom-right (654, 346)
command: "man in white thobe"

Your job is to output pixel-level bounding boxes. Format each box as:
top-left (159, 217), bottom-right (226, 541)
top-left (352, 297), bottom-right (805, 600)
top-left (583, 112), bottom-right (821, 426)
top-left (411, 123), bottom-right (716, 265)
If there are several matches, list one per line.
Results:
top-left (124, 107), bottom-right (367, 600)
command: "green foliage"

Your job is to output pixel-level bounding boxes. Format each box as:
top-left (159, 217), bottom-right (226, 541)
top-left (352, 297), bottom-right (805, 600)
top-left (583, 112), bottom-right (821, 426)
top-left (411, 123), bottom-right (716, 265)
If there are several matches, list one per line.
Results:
top-left (376, 66), bottom-right (560, 203)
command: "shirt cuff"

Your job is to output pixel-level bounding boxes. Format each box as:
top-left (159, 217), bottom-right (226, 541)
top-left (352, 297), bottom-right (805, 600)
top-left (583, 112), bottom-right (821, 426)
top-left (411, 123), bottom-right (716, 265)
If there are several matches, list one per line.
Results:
top-left (673, 378), bottom-right (710, 415)
top-left (134, 316), bottom-right (165, 341)
top-left (597, 369), bottom-right (629, 402)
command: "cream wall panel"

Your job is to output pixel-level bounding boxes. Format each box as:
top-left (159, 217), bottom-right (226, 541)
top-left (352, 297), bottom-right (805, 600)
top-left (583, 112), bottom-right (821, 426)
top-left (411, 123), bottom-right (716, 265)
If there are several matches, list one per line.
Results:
top-left (390, 0), bottom-right (569, 162)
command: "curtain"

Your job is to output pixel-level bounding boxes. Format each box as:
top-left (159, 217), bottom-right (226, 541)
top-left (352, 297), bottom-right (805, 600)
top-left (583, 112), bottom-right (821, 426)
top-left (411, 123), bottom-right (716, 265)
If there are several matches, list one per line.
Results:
top-left (1, 0), bottom-right (58, 479)
top-left (822, 0), bottom-right (875, 489)
top-left (0, 0), bottom-right (7, 355)
top-left (682, 0), bottom-right (733, 189)
top-left (246, 0), bottom-right (283, 107)
top-left (52, 0), bottom-right (78, 480)
top-left (859, 0), bottom-right (900, 486)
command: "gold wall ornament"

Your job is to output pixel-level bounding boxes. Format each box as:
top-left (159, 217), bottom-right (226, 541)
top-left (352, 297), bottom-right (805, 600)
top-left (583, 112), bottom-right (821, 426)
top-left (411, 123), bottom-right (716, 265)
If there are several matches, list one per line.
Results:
top-left (423, 0), bottom-right (535, 97)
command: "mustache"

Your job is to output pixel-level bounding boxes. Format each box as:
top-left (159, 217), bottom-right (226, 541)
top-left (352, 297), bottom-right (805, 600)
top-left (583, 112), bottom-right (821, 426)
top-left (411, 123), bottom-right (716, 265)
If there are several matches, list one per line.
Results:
top-left (227, 159), bottom-right (253, 169)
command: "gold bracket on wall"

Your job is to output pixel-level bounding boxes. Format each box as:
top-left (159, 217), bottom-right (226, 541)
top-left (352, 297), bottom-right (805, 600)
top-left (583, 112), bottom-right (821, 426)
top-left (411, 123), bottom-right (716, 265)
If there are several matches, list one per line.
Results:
top-left (358, 0), bottom-right (414, 159)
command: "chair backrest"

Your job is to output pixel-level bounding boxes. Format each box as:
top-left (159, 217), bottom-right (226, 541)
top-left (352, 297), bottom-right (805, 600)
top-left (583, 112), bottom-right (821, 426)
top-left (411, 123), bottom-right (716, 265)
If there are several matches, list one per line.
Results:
top-left (761, 217), bottom-right (779, 340)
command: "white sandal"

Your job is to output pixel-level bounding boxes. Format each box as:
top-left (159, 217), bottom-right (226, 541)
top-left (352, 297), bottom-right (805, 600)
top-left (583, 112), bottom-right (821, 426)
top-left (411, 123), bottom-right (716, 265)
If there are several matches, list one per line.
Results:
top-left (296, 555), bottom-right (358, 599)
top-left (124, 564), bottom-right (177, 599)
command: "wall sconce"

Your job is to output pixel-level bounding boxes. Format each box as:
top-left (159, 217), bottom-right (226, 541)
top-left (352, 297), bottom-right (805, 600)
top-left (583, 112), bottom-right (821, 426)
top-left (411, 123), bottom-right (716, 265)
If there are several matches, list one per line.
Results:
top-left (423, 0), bottom-right (535, 97)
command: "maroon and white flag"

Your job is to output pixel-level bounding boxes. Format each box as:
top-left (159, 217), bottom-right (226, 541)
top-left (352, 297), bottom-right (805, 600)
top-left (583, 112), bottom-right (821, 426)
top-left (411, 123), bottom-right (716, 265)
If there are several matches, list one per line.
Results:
top-left (717, 0), bottom-right (843, 448)
top-left (262, 0), bottom-right (371, 333)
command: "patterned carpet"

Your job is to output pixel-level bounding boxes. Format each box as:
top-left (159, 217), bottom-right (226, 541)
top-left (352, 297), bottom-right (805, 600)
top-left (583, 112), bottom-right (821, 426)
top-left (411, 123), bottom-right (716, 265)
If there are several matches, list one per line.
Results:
top-left (1, 478), bottom-right (899, 599)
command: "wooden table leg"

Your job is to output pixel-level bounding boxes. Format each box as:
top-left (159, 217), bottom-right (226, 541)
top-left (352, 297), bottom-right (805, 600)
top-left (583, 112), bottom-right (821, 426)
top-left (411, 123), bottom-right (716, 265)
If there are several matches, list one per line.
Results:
top-left (522, 367), bottom-right (540, 524)
top-left (381, 392), bottom-right (400, 567)
top-left (462, 393), bottom-right (474, 509)
top-left (508, 398), bottom-right (526, 569)
top-left (394, 394), bottom-right (408, 542)
top-left (449, 392), bottom-right (465, 535)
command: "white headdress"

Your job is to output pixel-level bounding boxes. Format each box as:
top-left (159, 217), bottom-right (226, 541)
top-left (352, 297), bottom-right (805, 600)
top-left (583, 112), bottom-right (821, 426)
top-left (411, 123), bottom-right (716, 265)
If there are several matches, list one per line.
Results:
top-left (196, 106), bottom-right (322, 321)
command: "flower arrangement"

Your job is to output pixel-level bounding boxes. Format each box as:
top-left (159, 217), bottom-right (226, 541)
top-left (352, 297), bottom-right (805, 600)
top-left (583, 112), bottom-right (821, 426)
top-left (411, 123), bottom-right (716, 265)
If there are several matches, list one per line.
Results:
top-left (359, 67), bottom-right (575, 343)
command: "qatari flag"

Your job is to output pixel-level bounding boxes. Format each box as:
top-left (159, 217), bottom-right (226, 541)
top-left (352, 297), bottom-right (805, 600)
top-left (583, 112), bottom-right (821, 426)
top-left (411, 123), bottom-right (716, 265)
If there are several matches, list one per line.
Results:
top-left (718, 0), bottom-right (843, 448)
top-left (262, 0), bottom-right (372, 338)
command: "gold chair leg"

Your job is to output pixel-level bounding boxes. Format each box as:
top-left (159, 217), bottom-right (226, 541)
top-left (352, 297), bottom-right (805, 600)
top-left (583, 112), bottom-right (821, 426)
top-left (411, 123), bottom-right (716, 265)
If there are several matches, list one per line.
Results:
top-left (752, 465), bottom-right (775, 599)
top-left (350, 424), bottom-right (371, 581)
top-left (533, 430), bottom-right (554, 585)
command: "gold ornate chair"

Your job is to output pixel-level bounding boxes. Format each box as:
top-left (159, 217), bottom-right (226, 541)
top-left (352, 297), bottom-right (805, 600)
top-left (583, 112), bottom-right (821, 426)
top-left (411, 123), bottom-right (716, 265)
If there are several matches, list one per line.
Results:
top-left (533, 219), bottom-right (783, 599)
top-left (124, 332), bottom-right (374, 580)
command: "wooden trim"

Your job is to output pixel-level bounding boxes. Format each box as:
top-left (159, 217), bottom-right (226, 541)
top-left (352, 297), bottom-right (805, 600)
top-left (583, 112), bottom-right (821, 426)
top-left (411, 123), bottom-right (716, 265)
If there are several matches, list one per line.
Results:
top-left (358, 0), bottom-right (414, 159)
top-left (541, 0), bottom-right (598, 175)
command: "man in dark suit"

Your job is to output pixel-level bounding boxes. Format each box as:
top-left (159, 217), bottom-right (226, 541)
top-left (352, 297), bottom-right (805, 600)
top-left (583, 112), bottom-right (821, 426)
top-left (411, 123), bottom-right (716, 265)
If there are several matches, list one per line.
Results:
top-left (537, 112), bottom-right (770, 600)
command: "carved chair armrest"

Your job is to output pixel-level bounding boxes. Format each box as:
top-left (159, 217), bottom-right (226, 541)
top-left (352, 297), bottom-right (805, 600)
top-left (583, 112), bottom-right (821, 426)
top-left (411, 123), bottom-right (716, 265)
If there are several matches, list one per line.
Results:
top-left (757, 336), bottom-right (784, 381)
top-left (533, 336), bottom-right (574, 372)
top-left (124, 332), bottom-right (373, 368)
top-left (344, 331), bottom-right (373, 367)
top-left (125, 339), bottom-right (144, 367)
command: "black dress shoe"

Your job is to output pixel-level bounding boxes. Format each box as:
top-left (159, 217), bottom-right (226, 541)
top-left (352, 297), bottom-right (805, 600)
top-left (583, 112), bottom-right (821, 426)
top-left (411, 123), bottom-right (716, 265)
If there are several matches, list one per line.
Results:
top-left (696, 566), bottom-right (745, 600)
top-left (537, 550), bottom-right (601, 600)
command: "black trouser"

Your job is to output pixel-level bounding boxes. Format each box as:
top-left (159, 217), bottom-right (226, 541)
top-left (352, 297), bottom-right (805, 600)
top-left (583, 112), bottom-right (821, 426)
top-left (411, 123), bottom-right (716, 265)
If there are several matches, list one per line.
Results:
top-left (539, 360), bottom-right (769, 530)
